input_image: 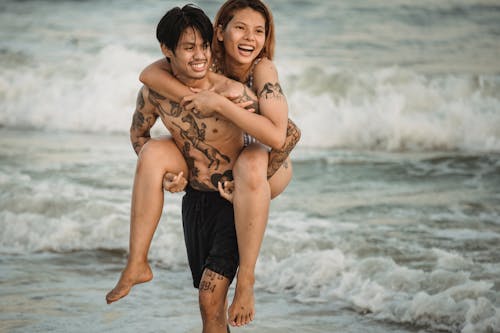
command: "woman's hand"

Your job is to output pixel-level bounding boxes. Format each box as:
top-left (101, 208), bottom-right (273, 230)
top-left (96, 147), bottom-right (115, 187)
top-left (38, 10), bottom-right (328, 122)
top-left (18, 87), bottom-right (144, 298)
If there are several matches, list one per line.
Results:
top-left (181, 90), bottom-right (222, 117)
top-left (181, 88), bottom-right (256, 117)
top-left (163, 171), bottom-right (187, 193)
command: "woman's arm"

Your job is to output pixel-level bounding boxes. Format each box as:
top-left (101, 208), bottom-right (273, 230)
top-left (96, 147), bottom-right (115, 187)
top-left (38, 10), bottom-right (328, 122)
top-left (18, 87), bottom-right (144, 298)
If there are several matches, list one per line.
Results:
top-left (139, 58), bottom-right (192, 103)
top-left (211, 59), bottom-right (289, 150)
top-left (266, 118), bottom-right (301, 178)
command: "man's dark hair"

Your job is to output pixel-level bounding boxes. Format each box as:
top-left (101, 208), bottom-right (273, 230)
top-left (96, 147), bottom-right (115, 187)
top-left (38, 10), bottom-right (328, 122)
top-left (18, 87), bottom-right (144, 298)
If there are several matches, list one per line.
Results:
top-left (156, 4), bottom-right (213, 54)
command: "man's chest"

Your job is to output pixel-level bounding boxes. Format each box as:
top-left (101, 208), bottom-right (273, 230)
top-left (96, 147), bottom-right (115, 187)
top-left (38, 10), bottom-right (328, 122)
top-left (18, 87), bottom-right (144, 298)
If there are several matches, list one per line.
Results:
top-left (156, 102), bottom-right (237, 143)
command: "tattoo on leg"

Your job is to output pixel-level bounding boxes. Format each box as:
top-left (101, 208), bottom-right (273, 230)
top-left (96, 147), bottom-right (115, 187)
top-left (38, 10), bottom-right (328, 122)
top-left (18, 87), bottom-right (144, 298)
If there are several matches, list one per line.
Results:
top-left (200, 280), bottom-right (216, 293)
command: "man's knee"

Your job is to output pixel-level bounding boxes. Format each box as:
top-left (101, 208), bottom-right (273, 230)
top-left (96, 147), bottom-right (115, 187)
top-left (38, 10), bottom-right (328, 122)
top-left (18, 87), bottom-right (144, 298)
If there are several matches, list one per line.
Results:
top-left (199, 289), bottom-right (226, 325)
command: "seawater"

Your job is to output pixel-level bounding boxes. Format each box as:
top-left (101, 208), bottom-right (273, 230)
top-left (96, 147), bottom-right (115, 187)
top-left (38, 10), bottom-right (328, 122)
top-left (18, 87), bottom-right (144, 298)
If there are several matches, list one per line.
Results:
top-left (1, 0), bottom-right (500, 332)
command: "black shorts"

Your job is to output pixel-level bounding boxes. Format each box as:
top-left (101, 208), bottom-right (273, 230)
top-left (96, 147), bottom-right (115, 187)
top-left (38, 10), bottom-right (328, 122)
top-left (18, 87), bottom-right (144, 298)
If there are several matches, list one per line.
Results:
top-left (182, 185), bottom-right (239, 288)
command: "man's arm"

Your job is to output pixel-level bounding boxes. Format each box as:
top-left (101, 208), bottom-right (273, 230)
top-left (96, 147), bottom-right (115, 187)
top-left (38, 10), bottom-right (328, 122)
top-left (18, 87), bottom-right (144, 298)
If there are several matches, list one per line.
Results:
top-left (130, 86), bottom-right (158, 155)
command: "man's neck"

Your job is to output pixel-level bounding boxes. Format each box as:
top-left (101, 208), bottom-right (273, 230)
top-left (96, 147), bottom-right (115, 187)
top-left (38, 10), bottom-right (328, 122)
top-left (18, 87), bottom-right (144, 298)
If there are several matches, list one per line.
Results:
top-left (172, 70), bottom-right (212, 90)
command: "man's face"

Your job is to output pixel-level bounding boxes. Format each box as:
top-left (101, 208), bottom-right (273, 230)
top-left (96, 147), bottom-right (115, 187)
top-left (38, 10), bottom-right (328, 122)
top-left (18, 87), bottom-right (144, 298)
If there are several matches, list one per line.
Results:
top-left (163, 28), bottom-right (211, 81)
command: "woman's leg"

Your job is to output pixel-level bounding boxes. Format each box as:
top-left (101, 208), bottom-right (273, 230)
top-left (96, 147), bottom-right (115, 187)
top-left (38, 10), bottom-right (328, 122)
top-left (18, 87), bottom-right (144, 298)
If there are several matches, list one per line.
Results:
top-left (106, 137), bottom-right (187, 304)
top-left (269, 156), bottom-right (293, 199)
top-left (227, 147), bottom-right (293, 326)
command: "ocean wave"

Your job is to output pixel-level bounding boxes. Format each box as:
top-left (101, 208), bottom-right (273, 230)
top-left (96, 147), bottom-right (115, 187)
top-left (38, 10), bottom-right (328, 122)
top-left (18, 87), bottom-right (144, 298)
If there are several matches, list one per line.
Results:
top-left (286, 66), bottom-right (500, 152)
top-left (1, 44), bottom-right (500, 152)
top-left (256, 248), bottom-right (499, 333)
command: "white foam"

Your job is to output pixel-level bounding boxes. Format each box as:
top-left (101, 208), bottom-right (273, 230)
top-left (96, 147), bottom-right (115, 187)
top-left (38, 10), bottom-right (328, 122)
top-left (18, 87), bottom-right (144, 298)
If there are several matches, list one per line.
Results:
top-left (285, 67), bottom-right (500, 152)
top-left (256, 246), bottom-right (500, 333)
top-left (1, 44), bottom-right (154, 133)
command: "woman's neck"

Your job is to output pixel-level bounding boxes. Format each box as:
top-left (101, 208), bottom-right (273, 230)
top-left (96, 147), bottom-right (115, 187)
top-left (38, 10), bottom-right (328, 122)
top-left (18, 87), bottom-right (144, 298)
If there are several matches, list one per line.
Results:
top-left (223, 57), bottom-right (252, 83)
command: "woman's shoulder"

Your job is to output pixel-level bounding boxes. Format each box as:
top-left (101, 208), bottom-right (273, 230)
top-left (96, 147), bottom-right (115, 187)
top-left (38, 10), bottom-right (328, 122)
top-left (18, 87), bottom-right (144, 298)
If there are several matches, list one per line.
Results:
top-left (253, 57), bottom-right (279, 79)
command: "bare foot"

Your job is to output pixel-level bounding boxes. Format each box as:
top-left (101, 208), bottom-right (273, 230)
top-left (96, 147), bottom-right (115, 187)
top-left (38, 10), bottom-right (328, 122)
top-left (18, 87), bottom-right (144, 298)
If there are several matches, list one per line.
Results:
top-left (228, 275), bottom-right (255, 327)
top-left (106, 262), bottom-right (153, 304)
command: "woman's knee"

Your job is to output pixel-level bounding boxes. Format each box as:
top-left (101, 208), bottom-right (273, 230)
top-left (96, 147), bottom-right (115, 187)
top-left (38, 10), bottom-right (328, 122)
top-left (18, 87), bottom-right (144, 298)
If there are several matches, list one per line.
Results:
top-left (233, 146), bottom-right (268, 186)
top-left (138, 138), bottom-right (187, 174)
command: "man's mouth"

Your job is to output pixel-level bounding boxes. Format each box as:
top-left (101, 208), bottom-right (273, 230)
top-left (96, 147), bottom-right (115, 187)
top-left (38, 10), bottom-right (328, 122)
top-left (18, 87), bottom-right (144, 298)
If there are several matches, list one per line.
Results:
top-left (190, 61), bottom-right (207, 72)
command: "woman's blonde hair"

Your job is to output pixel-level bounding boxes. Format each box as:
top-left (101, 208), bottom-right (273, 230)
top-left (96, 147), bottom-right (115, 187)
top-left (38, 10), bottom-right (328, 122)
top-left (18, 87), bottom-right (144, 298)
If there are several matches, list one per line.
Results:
top-left (212, 0), bottom-right (275, 71)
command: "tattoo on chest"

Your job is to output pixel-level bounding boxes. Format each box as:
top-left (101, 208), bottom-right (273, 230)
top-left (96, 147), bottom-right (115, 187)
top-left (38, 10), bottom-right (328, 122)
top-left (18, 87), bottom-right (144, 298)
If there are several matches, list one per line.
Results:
top-left (147, 87), bottom-right (233, 188)
top-left (148, 89), bottom-right (183, 118)
top-left (210, 169), bottom-right (233, 188)
top-left (173, 114), bottom-right (230, 170)
top-left (240, 86), bottom-right (260, 114)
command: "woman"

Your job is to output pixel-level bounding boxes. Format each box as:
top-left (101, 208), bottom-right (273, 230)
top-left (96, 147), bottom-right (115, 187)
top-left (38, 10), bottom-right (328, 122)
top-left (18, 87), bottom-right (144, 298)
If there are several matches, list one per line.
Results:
top-left (107, 0), bottom-right (300, 327)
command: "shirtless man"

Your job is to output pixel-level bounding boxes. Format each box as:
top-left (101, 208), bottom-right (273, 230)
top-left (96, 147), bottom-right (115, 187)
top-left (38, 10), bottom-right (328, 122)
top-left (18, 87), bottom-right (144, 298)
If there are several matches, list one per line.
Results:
top-left (124, 5), bottom-right (257, 332)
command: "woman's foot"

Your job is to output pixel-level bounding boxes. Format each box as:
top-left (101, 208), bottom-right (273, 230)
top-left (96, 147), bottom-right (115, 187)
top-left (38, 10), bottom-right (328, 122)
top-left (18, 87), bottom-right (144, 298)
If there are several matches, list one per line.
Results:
top-left (106, 261), bottom-right (153, 304)
top-left (228, 272), bottom-right (255, 326)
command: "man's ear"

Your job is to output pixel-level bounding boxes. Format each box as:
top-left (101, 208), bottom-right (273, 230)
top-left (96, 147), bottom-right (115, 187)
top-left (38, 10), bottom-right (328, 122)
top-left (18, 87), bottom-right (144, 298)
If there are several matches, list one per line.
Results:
top-left (160, 44), bottom-right (174, 59)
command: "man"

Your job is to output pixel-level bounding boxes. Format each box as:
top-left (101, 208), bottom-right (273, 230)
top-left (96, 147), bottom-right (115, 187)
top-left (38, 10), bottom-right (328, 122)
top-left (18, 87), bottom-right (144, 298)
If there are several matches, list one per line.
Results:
top-left (127, 5), bottom-right (257, 332)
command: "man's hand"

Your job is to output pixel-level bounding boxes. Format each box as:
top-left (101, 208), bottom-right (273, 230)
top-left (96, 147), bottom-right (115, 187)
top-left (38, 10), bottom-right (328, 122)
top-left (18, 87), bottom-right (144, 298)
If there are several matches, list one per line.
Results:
top-left (163, 172), bottom-right (187, 193)
top-left (218, 180), bottom-right (234, 203)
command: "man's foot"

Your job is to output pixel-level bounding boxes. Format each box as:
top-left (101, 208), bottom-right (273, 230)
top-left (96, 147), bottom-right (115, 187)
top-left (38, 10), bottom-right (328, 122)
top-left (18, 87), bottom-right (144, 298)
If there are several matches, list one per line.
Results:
top-left (228, 275), bottom-right (255, 327)
top-left (105, 262), bottom-right (153, 304)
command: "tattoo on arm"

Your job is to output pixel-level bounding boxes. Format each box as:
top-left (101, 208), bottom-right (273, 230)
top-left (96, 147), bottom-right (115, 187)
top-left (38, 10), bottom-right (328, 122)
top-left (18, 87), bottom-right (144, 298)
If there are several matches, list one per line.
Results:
top-left (130, 87), bottom-right (157, 155)
top-left (147, 89), bottom-right (183, 118)
top-left (259, 82), bottom-right (284, 100)
top-left (267, 118), bottom-right (301, 179)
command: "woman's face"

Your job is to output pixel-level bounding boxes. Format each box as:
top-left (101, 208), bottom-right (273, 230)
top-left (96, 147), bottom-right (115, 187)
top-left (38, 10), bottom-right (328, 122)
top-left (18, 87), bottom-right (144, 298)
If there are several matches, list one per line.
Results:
top-left (218, 7), bottom-right (266, 66)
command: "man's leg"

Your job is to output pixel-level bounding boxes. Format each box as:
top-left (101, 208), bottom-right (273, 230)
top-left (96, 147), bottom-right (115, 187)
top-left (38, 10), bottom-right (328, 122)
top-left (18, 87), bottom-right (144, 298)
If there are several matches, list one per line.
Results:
top-left (199, 269), bottom-right (231, 333)
top-left (106, 137), bottom-right (188, 304)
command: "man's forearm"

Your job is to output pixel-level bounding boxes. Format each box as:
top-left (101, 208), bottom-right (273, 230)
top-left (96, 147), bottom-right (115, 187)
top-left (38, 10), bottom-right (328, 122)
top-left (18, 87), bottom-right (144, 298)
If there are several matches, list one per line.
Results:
top-left (267, 118), bottom-right (301, 179)
top-left (130, 87), bottom-right (156, 155)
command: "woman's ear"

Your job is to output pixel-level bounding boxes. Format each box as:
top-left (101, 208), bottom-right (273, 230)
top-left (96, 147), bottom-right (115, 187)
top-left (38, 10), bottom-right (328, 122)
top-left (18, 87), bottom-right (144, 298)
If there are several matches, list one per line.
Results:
top-left (216, 25), bottom-right (224, 42)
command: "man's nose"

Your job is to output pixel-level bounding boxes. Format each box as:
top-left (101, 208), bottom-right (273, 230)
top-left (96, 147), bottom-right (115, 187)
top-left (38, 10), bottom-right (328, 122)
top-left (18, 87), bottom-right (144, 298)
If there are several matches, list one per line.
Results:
top-left (194, 46), bottom-right (206, 59)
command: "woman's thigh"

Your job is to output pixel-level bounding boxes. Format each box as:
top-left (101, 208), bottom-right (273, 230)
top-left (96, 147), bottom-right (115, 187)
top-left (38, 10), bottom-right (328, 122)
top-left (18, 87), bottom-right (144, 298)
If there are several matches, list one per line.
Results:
top-left (269, 157), bottom-right (292, 199)
top-left (139, 136), bottom-right (188, 175)
top-left (233, 143), bottom-right (293, 199)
